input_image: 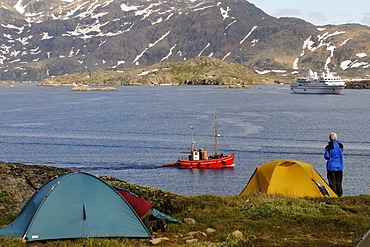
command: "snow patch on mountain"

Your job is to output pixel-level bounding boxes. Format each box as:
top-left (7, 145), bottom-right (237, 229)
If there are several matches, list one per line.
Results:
top-left (293, 29), bottom-right (369, 71)
top-left (240, 26), bottom-right (257, 44)
top-left (41, 32), bottom-right (53, 40)
top-left (198, 43), bottom-right (211, 57)
top-left (220, 6), bottom-right (230, 20)
top-left (133, 30), bottom-right (171, 65)
top-left (161, 44), bottom-right (177, 61)
top-left (357, 53), bottom-right (367, 58)
top-left (14, 0), bottom-right (26, 15)
top-left (121, 3), bottom-right (139, 12)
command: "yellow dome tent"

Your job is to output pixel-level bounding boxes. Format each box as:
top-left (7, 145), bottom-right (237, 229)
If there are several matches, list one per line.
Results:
top-left (240, 159), bottom-right (337, 197)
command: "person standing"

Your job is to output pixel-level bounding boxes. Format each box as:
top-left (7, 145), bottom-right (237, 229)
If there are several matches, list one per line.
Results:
top-left (324, 132), bottom-right (344, 197)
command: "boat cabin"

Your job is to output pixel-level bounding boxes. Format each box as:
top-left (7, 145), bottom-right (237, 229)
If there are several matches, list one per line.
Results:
top-left (190, 149), bottom-right (208, 161)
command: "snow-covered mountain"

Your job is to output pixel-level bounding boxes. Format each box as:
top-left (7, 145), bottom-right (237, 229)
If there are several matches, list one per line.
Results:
top-left (0, 0), bottom-right (369, 81)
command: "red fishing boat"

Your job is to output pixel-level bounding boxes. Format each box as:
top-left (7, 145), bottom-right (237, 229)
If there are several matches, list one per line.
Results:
top-left (163, 116), bottom-right (235, 169)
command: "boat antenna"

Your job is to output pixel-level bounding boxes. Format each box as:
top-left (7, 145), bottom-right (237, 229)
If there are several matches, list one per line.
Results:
top-left (190, 125), bottom-right (195, 151)
top-left (215, 115), bottom-right (219, 155)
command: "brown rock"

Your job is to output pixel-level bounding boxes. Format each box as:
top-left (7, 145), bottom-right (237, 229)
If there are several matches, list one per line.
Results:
top-left (185, 238), bottom-right (198, 244)
top-left (150, 237), bottom-right (169, 245)
top-left (206, 228), bottom-right (216, 234)
top-left (183, 218), bottom-right (196, 224)
top-left (230, 230), bottom-right (244, 239)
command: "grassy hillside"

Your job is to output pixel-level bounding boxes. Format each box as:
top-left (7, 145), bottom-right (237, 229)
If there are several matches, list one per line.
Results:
top-left (0, 163), bottom-right (369, 246)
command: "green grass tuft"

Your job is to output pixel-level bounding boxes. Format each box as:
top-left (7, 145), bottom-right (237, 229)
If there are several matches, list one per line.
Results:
top-left (238, 195), bottom-right (345, 221)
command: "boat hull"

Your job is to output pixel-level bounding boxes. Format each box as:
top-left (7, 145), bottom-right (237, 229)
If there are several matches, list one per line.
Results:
top-left (172, 153), bottom-right (235, 169)
top-left (290, 84), bottom-right (345, 94)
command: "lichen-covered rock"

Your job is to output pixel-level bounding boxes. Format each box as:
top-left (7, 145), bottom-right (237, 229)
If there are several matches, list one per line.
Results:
top-left (183, 218), bottom-right (196, 225)
top-left (206, 228), bottom-right (216, 234)
top-left (150, 237), bottom-right (169, 245)
top-left (0, 162), bottom-right (71, 214)
top-left (230, 230), bottom-right (244, 240)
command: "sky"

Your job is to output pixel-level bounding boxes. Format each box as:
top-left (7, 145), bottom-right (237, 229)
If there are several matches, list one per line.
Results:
top-left (248, 0), bottom-right (370, 26)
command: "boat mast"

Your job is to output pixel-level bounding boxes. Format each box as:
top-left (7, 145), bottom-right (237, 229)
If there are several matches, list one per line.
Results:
top-left (190, 126), bottom-right (195, 151)
top-left (215, 115), bottom-right (219, 155)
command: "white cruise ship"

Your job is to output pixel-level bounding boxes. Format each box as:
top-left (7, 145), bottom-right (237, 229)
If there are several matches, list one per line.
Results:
top-left (290, 69), bottom-right (346, 94)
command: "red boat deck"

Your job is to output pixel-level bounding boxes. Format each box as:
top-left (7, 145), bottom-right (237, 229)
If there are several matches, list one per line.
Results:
top-left (162, 116), bottom-right (235, 169)
top-left (163, 153), bottom-right (235, 169)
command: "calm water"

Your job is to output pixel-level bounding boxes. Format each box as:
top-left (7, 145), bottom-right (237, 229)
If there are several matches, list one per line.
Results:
top-left (0, 83), bottom-right (369, 196)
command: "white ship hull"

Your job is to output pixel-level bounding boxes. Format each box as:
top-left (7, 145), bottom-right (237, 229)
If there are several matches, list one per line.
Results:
top-left (290, 83), bottom-right (345, 94)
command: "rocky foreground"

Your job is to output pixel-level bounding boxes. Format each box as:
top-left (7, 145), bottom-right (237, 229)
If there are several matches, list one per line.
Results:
top-left (1, 162), bottom-right (370, 246)
top-left (0, 163), bottom-right (71, 212)
top-left (0, 162), bottom-right (184, 216)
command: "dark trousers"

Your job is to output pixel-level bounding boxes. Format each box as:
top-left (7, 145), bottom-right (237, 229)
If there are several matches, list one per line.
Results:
top-left (327, 171), bottom-right (343, 197)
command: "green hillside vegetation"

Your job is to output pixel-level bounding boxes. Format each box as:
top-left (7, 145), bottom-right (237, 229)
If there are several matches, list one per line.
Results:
top-left (40, 57), bottom-right (270, 87)
top-left (0, 163), bottom-right (369, 246)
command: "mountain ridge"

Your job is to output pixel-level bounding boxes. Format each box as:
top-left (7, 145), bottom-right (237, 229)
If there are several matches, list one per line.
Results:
top-left (0, 0), bottom-right (369, 82)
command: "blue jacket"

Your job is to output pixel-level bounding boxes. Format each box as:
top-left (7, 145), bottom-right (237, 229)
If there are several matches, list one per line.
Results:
top-left (324, 140), bottom-right (344, 171)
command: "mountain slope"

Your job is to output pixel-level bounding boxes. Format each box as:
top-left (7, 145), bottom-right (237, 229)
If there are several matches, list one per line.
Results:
top-left (0, 0), bottom-right (369, 82)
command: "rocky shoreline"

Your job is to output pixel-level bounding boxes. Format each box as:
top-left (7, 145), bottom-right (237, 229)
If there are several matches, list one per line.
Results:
top-left (345, 79), bottom-right (370, 89)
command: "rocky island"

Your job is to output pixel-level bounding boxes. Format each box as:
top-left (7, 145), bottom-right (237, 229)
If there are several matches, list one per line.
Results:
top-left (70, 85), bottom-right (119, 91)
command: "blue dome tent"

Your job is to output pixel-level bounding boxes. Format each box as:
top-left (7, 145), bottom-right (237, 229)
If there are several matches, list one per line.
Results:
top-left (0, 172), bottom-right (151, 241)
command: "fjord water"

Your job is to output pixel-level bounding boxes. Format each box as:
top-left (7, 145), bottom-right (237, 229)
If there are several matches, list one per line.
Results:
top-left (0, 83), bottom-right (369, 196)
